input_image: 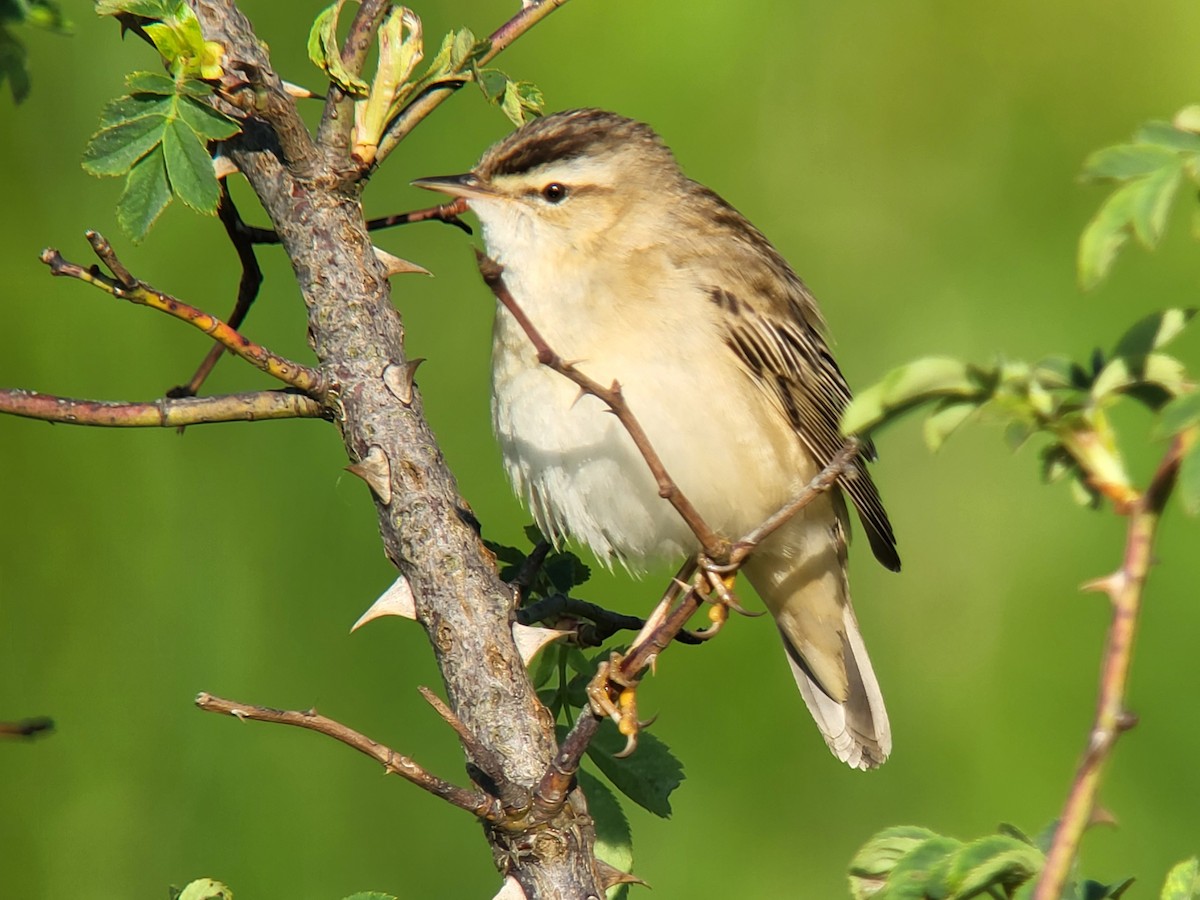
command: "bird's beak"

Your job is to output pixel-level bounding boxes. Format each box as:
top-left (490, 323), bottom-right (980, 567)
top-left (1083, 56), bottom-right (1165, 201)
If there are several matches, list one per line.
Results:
top-left (411, 173), bottom-right (492, 199)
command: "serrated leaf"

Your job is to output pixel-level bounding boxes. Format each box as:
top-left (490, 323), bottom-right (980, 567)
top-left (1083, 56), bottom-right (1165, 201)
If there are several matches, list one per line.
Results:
top-left (542, 550), bottom-right (591, 593)
top-left (124, 70), bottom-right (176, 95)
top-left (1135, 121), bottom-right (1200, 153)
top-left (876, 835), bottom-right (962, 900)
top-left (308, 0), bottom-right (370, 97)
top-left (922, 399), bottom-right (978, 451)
top-left (162, 115), bottom-right (219, 212)
top-left (842, 357), bottom-right (977, 435)
top-left (1081, 143), bottom-right (1180, 180)
top-left (178, 94), bottom-right (238, 140)
top-left (943, 834), bottom-right (1042, 898)
top-left (1129, 161), bottom-right (1183, 247)
top-left (95, 0), bottom-right (175, 17)
top-left (0, 24), bottom-right (30, 103)
top-left (849, 826), bottom-right (942, 881)
top-left (97, 91), bottom-right (172, 128)
top-left (1157, 392), bottom-right (1200, 438)
top-left (1113, 309), bottom-right (1196, 357)
top-left (1178, 438), bottom-right (1200, 516)
top-left (176, 879), bottom-right (232, 900)
top-left (82, 113), bottom-right (166, 175)
top-left (450, 27), bottom-right (476, 68)
top-left (1161, 858), bottom-right (1200, 900)
top-left (117, 143), bottom-right (171, 241)
top-left (476, 67), bottom-right (508, 102)
top-left (577, 769), bottom-right (634, 897)
top-left (586, 724), bottom-right (684, 818)
top-left (1078, 179), bottom-right (1137, 290)
top-left (1092, 353), bottom-right (1189, 402)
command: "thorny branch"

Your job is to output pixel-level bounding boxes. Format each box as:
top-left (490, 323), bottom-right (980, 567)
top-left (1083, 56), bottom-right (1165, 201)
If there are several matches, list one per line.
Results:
top-left (1032, 432), bottom-right (1188, 900)
top-left (0, 388), bottom-right (324, 427)
top-left (195, 692), bottom-right (506, 821)
top-left (40, 233), bottom-right (329, 398)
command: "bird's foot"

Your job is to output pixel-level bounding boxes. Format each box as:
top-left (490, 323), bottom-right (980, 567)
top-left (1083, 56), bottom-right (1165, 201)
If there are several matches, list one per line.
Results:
top-left (586, 655), bottom-right (653, 758)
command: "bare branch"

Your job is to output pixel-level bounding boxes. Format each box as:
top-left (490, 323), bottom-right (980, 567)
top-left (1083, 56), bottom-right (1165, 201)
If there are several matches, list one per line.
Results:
top-left (40, 238), bottom-right (329, 398)
top-left (0, 388), bottom-right (325, 427)
top-left (1032, 433), bottom-right (1187, 900)
top-left (195, 692), bottom-right (506, 821)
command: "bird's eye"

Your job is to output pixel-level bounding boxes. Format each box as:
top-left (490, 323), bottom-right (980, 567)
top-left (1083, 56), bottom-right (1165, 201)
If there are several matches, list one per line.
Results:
top-left (541, 182), bottom-right (568, 203)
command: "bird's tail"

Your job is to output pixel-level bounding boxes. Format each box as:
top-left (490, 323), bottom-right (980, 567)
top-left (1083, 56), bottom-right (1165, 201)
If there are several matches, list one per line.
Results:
top-left (741, 506), bottom-right (890, 770)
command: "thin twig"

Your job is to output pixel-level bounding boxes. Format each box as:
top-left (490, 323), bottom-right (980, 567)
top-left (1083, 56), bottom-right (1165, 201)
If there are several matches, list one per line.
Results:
top-left (1032, 433), bottom-right (1188, 900)
top-left (373, 0), bottom-right (573, 166)
top-left (0, 388), bottom-right (325, 427)
top-left (477, 253), bottom-right (728, 560)
top-left (0, 717), bottom-right (54, 739)
top-left (417, 685), bottom-right (513, 798)
top-left (41, 239), bottom-right (328, 398)
top-left (233, 199), bottom-right (472, 247)
top-left (195, 692), bottom-right (506, 822)
top-left (171, 184), bottom-right (266, 399)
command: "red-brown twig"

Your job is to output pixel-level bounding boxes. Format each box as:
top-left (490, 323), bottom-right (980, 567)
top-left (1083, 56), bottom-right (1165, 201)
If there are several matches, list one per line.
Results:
top-left (40, 235), bottom-right (329, 399)
top-left (230, 200), bottom-right (473, 247)
top-left (1032, 432), bottom-right (1188, 900)
top-left (0, 388), bottom-right (323, 427)
top-left (373, 0), bottom-right (573, 167)
top-left (0, 717), bottom-right (54, 739)
top-left (171, 184), bottom-right (266, 399)
top-left (195, 692), bottom-right (506, 822)
top-left (476, 252), bottom-right (728, 561)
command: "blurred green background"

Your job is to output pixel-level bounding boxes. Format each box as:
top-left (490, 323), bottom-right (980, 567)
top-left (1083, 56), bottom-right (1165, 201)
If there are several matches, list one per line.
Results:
top-left (3, 1), bottom-right (1200, 897)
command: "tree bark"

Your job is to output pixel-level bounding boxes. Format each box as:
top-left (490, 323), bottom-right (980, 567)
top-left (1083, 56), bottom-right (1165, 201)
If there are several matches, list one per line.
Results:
top-left (189, 2), bottom-right (602, 896)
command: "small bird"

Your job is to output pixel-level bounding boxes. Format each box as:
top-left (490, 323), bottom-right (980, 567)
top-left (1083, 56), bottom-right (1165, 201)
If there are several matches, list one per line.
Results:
top-left (414, 109), bottom-right (900, 769)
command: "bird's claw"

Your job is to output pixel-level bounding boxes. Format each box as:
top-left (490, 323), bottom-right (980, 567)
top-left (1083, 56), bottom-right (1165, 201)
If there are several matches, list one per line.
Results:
top-left (586, 655), bottom-right (652, 757)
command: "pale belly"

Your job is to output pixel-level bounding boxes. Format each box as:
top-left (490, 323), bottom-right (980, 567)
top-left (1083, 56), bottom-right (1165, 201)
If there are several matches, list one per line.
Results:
top-left (490, 307), bottom-right (816, 567)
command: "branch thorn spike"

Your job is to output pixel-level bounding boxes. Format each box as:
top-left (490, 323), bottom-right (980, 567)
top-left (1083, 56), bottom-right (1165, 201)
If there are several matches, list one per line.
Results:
top-left (345, 444), bottom-right (392, 503)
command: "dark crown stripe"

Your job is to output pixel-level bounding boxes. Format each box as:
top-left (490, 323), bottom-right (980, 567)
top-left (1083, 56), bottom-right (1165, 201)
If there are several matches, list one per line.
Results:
top-left (480, 109), bottom-right (668, 178)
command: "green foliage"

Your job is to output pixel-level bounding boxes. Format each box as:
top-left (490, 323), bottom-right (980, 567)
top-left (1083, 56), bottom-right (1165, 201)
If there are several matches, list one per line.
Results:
top-left (0, 0), bottom-right (71, 103)
top-left (842, 309), bottom-right (1198, 510)
top-left (1160, 858), bottom-right (1200, 900)
top-left (170, 879), bottom-right (233, 900)
top-left (84, 2), bottom-right (240, 240)
top-left (586, 724), bottom-right (684, 819)
top-left (847, 825), bottom-right (1137, 900)
top-left (1078, 107), bottom-right (1200, 290)
top-left (307, 0), bottom-right (370, 96)
top-left (82, 72), bottom-right (238, 240)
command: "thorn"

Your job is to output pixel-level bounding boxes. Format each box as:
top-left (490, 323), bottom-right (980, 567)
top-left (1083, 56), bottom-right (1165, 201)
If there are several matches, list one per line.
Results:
top-left (281, 80), bottom-right (321, 99)
top-left (1080, 572), bottom-right (1126, 597)
top-left (1116, 710), bottom-right (1139, 732)
top-left (346, 445), bottom-right (392, 504)
top-left (595, 860), bottom-right (648, 891)
top-left (212, 154), bottom-right (239, 181)
top-left (374, 246), bottom-right (432, 277)
top-left (490, 876), bottom-right (527, 900)
top-left (351, 573), bottom-right (416, 631)
top-left (383, 358), bottom-right (425, 405)
top-left (1088, 805), bottom-right (1119, 828)
top-left (511, 622), bottom-right (572, 665)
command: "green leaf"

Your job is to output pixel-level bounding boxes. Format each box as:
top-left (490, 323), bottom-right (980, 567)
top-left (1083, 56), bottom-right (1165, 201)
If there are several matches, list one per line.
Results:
top-left (922, 399), bottom-right (978, 451)
top-left (1135, 121), bottom-right (1200, 153)
top-left (1129, 161), bottom-right (1184, 247)
top-left (848, 825), bottom-right (941, 882)
top-left (876, 835), bottom-right (962, 899)
top-left (176, 879), bottom-right (233, 900)
top-left (95, 0), bottom-right (176, 18)
top-left (124, 70), bottom-right (176, 95)
top-left (15, 0), bottom-right (70, 32)
top-left (1113, 309), bottom-right (1196, 357)
top-left (529, 642), bottom-right (558, 688)
top-left (1081, 143), bottom-right (1180, 180)
top-left (542, 550), bottom-right (591, 594)
top-left (842, 357), bottom-right (977, 435)
top-left (1078, 179), bottom-right (1137, 290)
top-left (341, 894), bottom-right (399, 900)
top-left (82, 112), bottom-right (167, 175)
top-left (161, 114), bottom-right (219, 212)
top-left (1178, 438), bottom-right (1200, 517)
top-left (1161, 858), bottom-right (1200, 900)
top-left (307, 0), bottom-right (370, 97)
top-left (577, 769), bottom-right (634, 897)
top-left (178, 94), bottom-right (238, 140)
top-left (450, 27), bottom-right (476, 68)
top-left (117, 144), bottom-right (172, 241)
top-left (476, 67), bottom-right (508, 102)
top-left (1174, 105), bottom-right (1200, 135)
top-left (0, 24), bottom-right (31, 103)
top-left (586, 724), bottom-right (684, 818)
top-left (97, 91), bottom-right (173, 128)
top-left (1091, 353), bottom-right (1189, 402)
top-left (942, 834), bottom-right (1042, 898)
top-left (1158, 392), bottom-right (1200, 438)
